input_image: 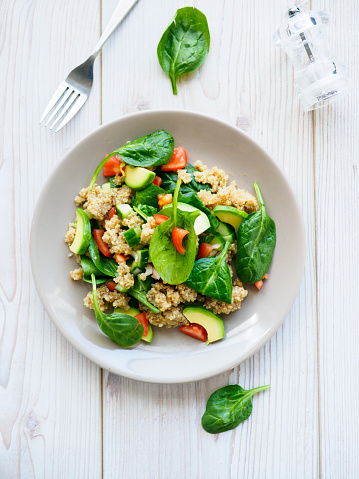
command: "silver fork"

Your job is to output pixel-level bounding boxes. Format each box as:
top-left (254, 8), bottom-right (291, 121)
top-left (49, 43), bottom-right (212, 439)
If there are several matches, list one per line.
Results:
top-left (40, 0), bottom-right (139, 133)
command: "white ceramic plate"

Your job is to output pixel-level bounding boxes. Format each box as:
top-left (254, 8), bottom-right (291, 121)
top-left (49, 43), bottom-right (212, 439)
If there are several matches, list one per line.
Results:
top-left (30, 110), bottom-right (305, 384)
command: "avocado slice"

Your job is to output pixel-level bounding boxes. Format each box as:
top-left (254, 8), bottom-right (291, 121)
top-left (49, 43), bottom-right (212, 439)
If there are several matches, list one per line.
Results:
top-left (114, 307), bottom-right (153, 342)
top-left (69, 208), bottom-right (92, 255)
top-left (124, 165), bottom-right (156, 191)
top-left (183, 306), bottom-right (225, 344)
top-left (161, 202), bottom-right (210, 235)
top-left (213, 206), bottom-right (248, 233)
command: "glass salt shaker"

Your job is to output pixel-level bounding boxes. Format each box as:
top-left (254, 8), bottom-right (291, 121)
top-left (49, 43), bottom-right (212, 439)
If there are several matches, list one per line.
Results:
top-left (273, 4), bottom-right (351, 110)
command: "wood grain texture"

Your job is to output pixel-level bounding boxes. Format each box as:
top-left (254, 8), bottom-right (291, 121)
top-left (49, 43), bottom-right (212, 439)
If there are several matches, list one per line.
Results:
top-left (0, 1), bottom-right (102, 478)
top-left (101, 1), bottom-right (318, 478)
top-left (314, 1), bottom-right (359, 478)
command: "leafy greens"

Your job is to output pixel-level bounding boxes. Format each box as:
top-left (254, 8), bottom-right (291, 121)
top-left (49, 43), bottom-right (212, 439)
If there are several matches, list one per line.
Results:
top-left (89, 130), bottom-right (174, 188)
top-left (202, 384), bottom-right (270, 434)
top-left (157, 7), bottom-right (210, 94)
top-left (128, 277), bottom-right (160, 314)
top-left (88, 237), bottom-right (118, 277)
top-left (91, 274), bottom-right (144, 347)
top-left (185, 241), bottom-right (232, 303)
top-left (132, 183), bottom-right (165, 209)
top-left (149, 179), bottom-right (199, 284)
top-left (235, 182), bottom-right (276, 283)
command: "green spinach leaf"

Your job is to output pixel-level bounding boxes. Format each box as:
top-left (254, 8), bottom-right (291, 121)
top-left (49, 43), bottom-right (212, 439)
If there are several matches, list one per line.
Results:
top-left (128, 277), bottom-right (161, 314)
top-left (80, 255), bottom-right (108, 284)
top-left (185, 241), bottom-right (232, 303)
top-left (132, 183), bottom-right (166, 209)
top-left (133, 204), bottom-right (158, 221)
top-left (157, 7), bottom-right (210, 94)
top-left (235, 182), bottom-right (276, 284)
top-left (202, 384), bottom-right (270, 434)
top-left (91, 274), bottom-right (144, 347)
top-left (88, 237), bottom-right (118, 277)
top-left (89, 130), bottom-right (174, 188)
top-left (149, 179), bottom-right (199, 284)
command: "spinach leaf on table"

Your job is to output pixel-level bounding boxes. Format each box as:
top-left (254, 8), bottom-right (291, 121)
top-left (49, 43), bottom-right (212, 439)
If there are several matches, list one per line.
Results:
top-left (128, 277), bottom-right (160, 314)
top-left (202, 384), bottom-right (270, 434)
top-left (132, 183), bottom-right (166, 209)
top-left (88, 237), bottom-right (118, 277)
top-left (185, 241), bottom-right (232, 303)
top-left (149, 179), bottom-right (199, 284)
top-left (91, 274), bottom-right (144, 347)
top-left (235, 182), bottom-right (276, 284)
top-left (157, 7), bottom-right (210, 94)
top-left (89, 130), bottom-right (174, 188)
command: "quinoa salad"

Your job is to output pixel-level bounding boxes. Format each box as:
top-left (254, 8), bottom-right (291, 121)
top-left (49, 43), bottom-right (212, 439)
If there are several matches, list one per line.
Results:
top-left (65, 130), bottom-right (276, 347)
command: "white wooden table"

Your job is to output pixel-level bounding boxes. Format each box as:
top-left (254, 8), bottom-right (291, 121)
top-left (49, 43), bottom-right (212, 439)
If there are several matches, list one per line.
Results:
top-left (1, 1), bottom-right (358, 477)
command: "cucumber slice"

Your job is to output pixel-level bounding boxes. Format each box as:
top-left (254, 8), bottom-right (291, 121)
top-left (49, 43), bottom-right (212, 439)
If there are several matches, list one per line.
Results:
top-left (213, 206), bottom-right (248, 233)
top-left (202, 233), bottom-right (226, 251)
top-left (116, 204), bottom-right (133, 220)
top-left (123, 227), bottom-right (141, 247)
top-left (216, 222), bottom-right (235, 242)
top-left (130, 249), bottom-right (149, 273)
top-left (69, 209), bottom-right (92, 254)
top-left (124, 165), bottom-right (156, 191)
top-left (115, 284), bottom-right (128, 293)
top-left (102, 182), bottom-right (111, 191)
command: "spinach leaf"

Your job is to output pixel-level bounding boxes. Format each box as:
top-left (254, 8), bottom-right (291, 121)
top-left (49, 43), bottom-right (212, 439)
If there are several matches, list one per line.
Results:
top-left (89, 130), bottom-right (174, 188)
top-left (88, 237), bottom-right (118, 277)
top-left (91, 274), bottom-right (144, 347)
top-left (132, 183), bottom-right (166, 209)
top-left (235, 182), bottom-right (276, 283)
top-left (80, 255), bottom-right (108, 284)
top-left (185, 241), bottom-right (232, 303)
top-left (109, 176), bottom-right (120, 188)
top-left (149, 179), bottom-right (199, 284)
top-left (157, 7), bottom-right (210, 94)
top-left (128, 277), bottom-right (160, 314)
top-left (133, 204), bottom-right (158, 221)
top-left (202, 384), bottom-right (270, 434)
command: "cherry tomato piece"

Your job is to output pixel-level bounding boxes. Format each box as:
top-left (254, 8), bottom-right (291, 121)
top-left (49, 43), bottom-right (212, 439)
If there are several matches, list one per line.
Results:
top-left (107, 206), bottom-right (117, 221)
top-left (158, 194), bottom-right (172, 208)
top-left (103, 156), bottom-right (123, 176)
top-left (154, 214), bottom-right (169, 225)
top-left (134, 312), bottom-right (149, 337)
top-left (93, 229), bottom-right (112, 257)
top-left (161, 147), bottom-right (188, 171)
top-left (179, 323), bottom-right (207, 342)
top-left (106, 281), bottom-right (117, 292)
top-left (197, 243), bottom-right (214, 260)
top-left (152, 176), bottom-right (162, 187)
top-left (114, 254), bottom-right (128, 263)
top-left (172, 227), bottom-right (189, 255)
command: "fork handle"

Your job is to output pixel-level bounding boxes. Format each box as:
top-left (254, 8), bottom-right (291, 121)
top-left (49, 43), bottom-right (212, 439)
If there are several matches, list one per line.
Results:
top-left (90, 0), bottom-right (140, 59)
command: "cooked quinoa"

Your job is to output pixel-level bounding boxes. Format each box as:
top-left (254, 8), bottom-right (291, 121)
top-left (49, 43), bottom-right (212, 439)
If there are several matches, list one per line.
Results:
top-left (65, 152), bottom-right (260, 338)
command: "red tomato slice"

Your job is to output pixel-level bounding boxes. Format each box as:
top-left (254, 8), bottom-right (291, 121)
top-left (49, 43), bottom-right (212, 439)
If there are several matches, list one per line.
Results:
top-left (197, 242), bottom-right (213, 259)
top-left (103, 156), bottom-right (123, 176)
top-left (93, 229), bottom-right (112, 257)
top-left (134, 312), bottom-right (149, 337)
top-left (154, 214), bottom-right (169, 224)
top-left (107, 206), bottom-right (117, 221)
top-left (161, 147), bottom-right (188, 171)
top-left (172, 227), bottom-right (189, 255)
top-left (179, 323), bottom-right (207, 342)
top-left (106, 281), bottom-right (116, 292)
top-left (152, 175), bottom-right (162, 187)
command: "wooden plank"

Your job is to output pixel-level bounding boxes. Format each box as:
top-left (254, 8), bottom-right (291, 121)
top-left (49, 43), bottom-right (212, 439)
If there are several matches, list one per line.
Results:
top-left (315, 1), bottom-right (359, 477)
top-left (101, 1), bottom-right (319, 478)
top-left (0, 0), bottom-right (102, 477)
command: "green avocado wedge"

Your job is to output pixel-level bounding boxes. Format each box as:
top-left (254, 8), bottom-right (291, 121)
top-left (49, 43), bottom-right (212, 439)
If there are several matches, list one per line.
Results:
top-left (114, 307), bottom-right (153, 342)
top-left (124, 165), bottom-right (156, 191)
top-left (213, 206), bottom-right (248, 233)
top-left (161, 202), bottom-right (210, 235)
top-left (69, 208), bottom-right (92, 255)
top-left (183, 306), bottom-right (225, 344)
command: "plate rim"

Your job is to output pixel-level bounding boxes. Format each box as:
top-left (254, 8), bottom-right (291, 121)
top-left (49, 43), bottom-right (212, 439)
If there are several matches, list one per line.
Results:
top-left (30, 109), bottom-right (306, 383)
